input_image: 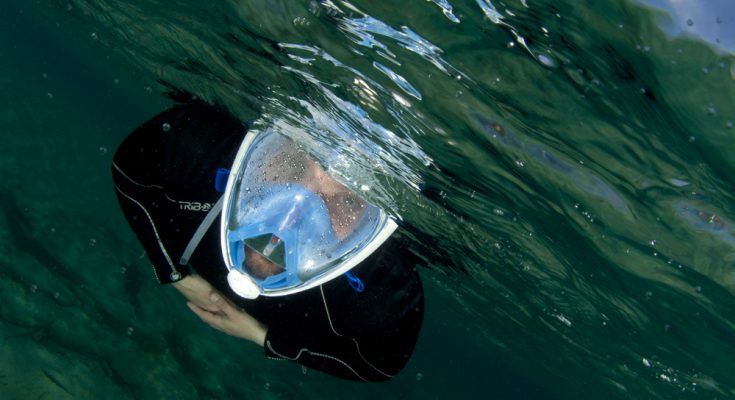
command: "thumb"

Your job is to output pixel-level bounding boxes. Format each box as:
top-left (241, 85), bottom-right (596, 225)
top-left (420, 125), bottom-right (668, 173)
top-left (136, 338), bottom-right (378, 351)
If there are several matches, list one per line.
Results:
top-left (210, 292), bottom-right (231, 313)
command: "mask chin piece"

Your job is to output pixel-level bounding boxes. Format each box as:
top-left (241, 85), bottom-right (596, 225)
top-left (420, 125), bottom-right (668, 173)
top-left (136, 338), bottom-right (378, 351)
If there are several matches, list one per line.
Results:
top-left (227, 269), bottom-right (261, 299)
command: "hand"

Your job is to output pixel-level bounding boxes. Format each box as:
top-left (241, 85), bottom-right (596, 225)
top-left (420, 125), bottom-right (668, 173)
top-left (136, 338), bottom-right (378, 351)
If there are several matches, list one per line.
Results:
top-left (187, 293), bottom-right (268, 347)
top-left (171, 275), bottom-right (220, 313)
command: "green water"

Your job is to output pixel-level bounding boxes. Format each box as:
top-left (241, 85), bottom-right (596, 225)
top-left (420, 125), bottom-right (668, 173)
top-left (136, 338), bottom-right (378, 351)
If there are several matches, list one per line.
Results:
top-left (1, 0), bottom-right (733, 399)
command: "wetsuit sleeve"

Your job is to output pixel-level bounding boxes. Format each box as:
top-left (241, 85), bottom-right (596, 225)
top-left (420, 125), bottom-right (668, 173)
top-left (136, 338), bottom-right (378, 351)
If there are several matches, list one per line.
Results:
top-left (261, 238), bottom-right (425, 382)
top-left (111, 103), bottom-right (245, 284)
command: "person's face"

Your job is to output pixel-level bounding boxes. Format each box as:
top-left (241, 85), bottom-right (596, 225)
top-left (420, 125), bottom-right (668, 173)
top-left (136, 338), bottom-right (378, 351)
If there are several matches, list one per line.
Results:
top-left (262, 145), bottom-right (368, 238)
top-left (240, 141), bottom-right (371, 279)
top-left (302, 158), bottom-right (367, 239)
top-left (244, 245), bottom-right (284, 279)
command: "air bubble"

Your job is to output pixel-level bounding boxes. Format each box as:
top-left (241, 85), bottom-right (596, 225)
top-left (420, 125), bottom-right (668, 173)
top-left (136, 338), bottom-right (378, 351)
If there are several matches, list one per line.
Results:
top-left (537, 53), bottom-right (556, 68)
top-left (162, 122), bottom-right (171, 132)
top-left (686, 19), bottom-right (693, 26)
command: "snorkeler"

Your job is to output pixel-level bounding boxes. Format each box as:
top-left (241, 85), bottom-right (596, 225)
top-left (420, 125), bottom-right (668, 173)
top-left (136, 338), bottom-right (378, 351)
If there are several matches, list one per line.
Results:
top-left (111, 101), bottom-right (424, 382)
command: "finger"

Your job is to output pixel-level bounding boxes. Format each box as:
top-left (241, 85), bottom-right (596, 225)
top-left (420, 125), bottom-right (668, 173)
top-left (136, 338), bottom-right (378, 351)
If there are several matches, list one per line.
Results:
top-left (187, 302), bottom-right (225, 326)
top-left (209, 292), bottom-right (234, 316)
top-left (197, 301), bottom-right (221, 313)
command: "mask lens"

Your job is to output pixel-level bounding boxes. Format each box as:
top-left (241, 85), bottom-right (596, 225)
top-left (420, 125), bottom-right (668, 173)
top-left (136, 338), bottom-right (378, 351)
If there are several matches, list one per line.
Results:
top-left (244, 234), bottom-right (286, 268)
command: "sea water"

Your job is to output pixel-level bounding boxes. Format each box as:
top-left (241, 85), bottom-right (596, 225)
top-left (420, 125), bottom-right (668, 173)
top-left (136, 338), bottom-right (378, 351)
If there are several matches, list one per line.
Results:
top-left (0, 0), bottom-right (733, 399)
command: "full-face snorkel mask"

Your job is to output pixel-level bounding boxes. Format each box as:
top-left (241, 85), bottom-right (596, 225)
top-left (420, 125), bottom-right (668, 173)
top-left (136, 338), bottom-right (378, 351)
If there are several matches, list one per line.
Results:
top-left (220, 129), bottom-right (397, 299)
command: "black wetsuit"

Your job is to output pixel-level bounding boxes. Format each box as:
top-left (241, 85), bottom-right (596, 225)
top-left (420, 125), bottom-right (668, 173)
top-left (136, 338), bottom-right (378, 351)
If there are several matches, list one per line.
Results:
top-left (111, 103), bottom-right (424, 382)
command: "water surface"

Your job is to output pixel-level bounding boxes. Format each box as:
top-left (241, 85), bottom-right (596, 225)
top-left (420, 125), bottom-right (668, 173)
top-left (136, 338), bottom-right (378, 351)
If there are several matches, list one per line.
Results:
top-left (1, 0), bottom-right (734, 398)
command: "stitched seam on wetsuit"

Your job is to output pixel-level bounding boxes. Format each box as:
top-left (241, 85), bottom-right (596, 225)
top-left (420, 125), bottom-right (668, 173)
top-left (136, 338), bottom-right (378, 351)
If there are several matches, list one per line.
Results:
top-left (266, 341), bottom-right (368, 382)
top-left (113, 161), bottom-right (177, 204)
top-left (113, 161), bottom-right (164, 189)
top-left (319, 286), bottom-right (393, 378)
top-left (114, 183), bottom-right (179, 281)
top-left (319, 286), bottom-right (343, 337)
